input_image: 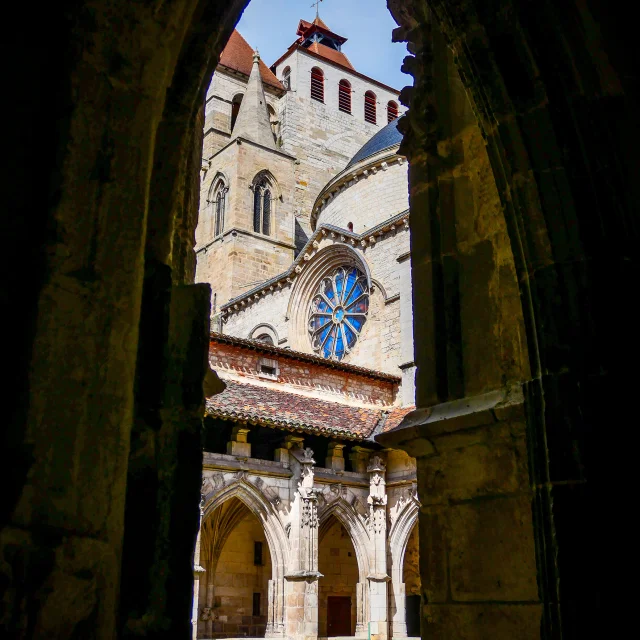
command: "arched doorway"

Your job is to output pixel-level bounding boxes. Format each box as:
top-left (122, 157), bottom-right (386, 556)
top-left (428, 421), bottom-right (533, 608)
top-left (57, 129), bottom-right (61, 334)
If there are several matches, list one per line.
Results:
top-left (402, 525), bottom-right (420, 638)
top-left (319, 515), bottom-right (360, 638)
top-left (198, 497), bottom-right (272, 638)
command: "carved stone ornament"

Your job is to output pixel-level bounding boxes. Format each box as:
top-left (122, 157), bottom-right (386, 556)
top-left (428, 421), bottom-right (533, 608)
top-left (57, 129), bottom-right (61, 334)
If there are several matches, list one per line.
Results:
top-left (301, 491), bottom-right (319, 528)
top-left (367, 455), bottom-right (386, 473)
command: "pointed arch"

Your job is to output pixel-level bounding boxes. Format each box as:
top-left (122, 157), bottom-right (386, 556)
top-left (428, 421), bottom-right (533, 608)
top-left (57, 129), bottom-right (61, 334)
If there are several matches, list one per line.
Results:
top-left (207, 172), bottom-right (229, 238)
top-left (388, 499), bottom-right (419, 588)
top-left (318, 498), bottom-right (371, 582)
top-left (387, 499), bottom-right (419, 639)
top-left (251, 170), bottom-right (279, 236)
top-left (203, 478), bottom-right (289, 579)
top-left (202, 477), bottom-right (289, 637)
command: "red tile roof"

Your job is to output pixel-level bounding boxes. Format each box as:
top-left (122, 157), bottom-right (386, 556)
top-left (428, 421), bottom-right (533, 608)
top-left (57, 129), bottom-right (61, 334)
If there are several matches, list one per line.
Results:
top-left (380, 406), bottom-right (415, 433)
top-left (206, 379), bottom-right (385, 440)
top-left (219, 30), bottom-right (284, 91)
top-left (307, 42), bottom-right (354, 70)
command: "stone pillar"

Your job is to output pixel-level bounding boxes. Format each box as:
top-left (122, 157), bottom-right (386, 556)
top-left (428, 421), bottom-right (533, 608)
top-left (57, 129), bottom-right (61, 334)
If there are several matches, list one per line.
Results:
top-left (325, 441), bottom-right (346, 471)
top-left (192, 493), bottom-right (207, 640)
top-left (376, 391), bottom-right (539, 640)
top-left (285, 447), bottom-right (321, 640)
top-left (350, 446), bottom-right (374, 473)
top-left (356, 581), bottom-right (368, 637)
top-left (389, 581), bottom-right (407, 638)
top-left (266, 577), bottom-right (285, 638)
top-left (274, 434), bottom-right (304, 464)
top-left (367, 455), bottom-right (389, 640)
top-left (226, 425), bottom-right (251, 456)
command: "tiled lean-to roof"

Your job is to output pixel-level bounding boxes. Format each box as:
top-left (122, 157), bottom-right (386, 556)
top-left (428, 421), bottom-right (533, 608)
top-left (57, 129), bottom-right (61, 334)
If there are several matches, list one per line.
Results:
top-left (206, 379), bottom-right (385, 440)
top-left (379, 405), bottom-right (415, 433)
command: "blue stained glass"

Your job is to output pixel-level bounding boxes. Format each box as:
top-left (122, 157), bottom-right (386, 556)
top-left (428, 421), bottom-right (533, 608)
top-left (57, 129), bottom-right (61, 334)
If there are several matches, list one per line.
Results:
top-left (350, 299), bottom-right (367, 314)
top-left (324, 328), bottom-right (336, 357)
top-left (324, 280), bottom-right (334, 299)
top-left (336, 269), bottom-right (345, 298)
top-left (320, 325), bottom-right (332, 344)
top-left (344, 325), bottom-right (355, 345)
top-left (346, 282), bottom-right (363, 306)
top-left (309, 266), bottom-right (369, 361)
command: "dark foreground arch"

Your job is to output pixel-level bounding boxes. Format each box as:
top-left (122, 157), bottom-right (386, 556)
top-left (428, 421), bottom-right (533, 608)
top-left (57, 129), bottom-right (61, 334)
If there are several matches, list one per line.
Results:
top-left (3, 1), bottom-right (637, 637)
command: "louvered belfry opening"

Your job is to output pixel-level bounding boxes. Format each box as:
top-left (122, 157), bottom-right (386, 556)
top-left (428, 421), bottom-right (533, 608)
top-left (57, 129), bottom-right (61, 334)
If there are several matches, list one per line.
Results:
top-left (364, 91), bottom-right (377, 124)
top-left (311, 67), bottom-right (324, 102)
top-left (387, 100), bottom-right (399, 123)
top-left (338, 79), bottom-right (351, 113)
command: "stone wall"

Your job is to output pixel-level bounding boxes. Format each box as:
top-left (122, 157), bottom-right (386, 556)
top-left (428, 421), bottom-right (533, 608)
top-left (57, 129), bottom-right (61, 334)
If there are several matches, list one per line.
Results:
top-left (274, 49), bottom-right (403, 238)
top-left (209, 339), bottom-right (399, 408)
top-left (316, 161), bottom-right (409, 233)
top-left (318, 518), bottom-right (359, 637)
top-left (222, 225), bottom-right (411, 377)
top-left (196, 138), bottom-right (297, 306)
top-left (5, 0), bottom-right (636, 637)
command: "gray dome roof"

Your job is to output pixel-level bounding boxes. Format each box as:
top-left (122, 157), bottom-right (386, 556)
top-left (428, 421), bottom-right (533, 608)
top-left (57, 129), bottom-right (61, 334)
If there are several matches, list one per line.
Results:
top-left (346, 117), bottom-right (403, 169)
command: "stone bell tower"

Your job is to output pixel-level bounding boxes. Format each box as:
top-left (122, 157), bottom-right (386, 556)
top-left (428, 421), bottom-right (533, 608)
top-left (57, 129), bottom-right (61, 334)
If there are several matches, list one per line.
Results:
top-left (195, 49), bottom-right (297, 319)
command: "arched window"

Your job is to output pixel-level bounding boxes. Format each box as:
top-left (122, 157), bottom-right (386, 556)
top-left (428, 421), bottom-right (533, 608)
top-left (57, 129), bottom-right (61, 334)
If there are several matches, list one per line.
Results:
top-left (364, 91), bottom-right (377, 124)
top-left (253, 175), bottom-right (273, 236)
top-left (338, 79), bottom-right (351, 114)
top-left (309, 266), bottom-right (369, 361)
top-left (231, 93), bottom-right (243, 131)
top-left (387, 100), bottom-right (399, 123)
top-left (210, 178), bottom-right (228, 237)
top-left (282, 66), bottom-right (291, 90)
top-left (255, 334), bottom-right (274, 345)
top-left (311, 67), bottom-right (324, 103)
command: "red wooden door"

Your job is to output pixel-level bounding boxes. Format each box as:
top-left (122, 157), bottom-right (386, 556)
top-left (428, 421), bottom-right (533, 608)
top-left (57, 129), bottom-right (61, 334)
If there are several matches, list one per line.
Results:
top-left (327, 596), bottom-right (351, 636)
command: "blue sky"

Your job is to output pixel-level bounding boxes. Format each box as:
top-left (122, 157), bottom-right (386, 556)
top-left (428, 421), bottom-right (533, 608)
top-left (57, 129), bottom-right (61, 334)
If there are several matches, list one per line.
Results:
top-left (235, 0), bottom-right (411, 91)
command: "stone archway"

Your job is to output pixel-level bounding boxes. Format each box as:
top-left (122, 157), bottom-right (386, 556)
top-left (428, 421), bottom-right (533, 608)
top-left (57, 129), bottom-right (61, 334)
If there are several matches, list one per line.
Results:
top-left (5, 1), bottom-right (635, 637)
top-left (387, 501), bottom-right (419, 639)
top-left (202, 479), bottom-right (290, 638)
top-left (319, 499), bottom-right (372, 637)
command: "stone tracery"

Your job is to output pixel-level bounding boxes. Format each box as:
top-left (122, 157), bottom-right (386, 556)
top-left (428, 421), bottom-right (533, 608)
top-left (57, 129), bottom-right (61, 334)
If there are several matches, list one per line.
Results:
top-left (308, 265), bottom-right (369, 360)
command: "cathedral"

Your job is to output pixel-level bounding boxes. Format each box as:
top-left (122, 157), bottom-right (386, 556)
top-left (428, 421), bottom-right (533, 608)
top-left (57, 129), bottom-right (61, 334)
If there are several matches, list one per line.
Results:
top-left (6, 1), bottom-right (626, 638)
top-left (193, 17), bottom-right (418, 640)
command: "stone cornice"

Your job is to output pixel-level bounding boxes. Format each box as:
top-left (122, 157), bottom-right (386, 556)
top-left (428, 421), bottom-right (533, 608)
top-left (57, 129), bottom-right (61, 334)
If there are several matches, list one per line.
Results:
top-left (311, 150), bottom-right (407, 229)
top-left (220, 210), bottom-right (410, 317)
top-left (195, 226), bottom-right (296, 255)
top-left (375, 386), bottom-right (525, 455)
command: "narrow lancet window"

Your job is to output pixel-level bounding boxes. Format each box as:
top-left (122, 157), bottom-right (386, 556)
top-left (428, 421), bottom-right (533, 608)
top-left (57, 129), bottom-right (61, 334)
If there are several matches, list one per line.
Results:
top-left (253, 186), bottom-right (262, 233)
top-left (252, 175), bottom-right (274, 236)
top-left (262, 189), bottom-right (271, 235)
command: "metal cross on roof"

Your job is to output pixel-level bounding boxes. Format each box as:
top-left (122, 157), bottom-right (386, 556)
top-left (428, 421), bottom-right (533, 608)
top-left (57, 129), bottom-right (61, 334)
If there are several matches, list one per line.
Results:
top-left (310, 0), bottom-right (323, 19)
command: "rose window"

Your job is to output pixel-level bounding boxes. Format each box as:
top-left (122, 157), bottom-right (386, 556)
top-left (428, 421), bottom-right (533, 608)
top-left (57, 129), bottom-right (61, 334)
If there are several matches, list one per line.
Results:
top-left (308, 266), bottom-right (369, 360)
